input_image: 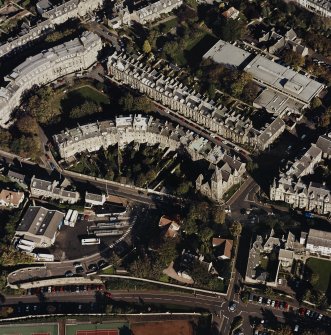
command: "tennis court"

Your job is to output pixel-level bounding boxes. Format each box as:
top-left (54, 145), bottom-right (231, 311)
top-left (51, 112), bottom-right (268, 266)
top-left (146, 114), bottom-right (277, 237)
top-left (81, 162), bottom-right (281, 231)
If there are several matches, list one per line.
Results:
top-left (65, 322), bottom-right (129, 335)
top-left (0, 323), bottom-right (58, 335)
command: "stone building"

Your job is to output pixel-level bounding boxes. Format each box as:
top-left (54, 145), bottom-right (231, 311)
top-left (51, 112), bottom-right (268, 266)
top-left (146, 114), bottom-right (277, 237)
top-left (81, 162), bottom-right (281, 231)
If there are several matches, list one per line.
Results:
top-left (292, 0), bottom-right (331, 17)
top-left (108, 0), bottom-right (182, 28)
top-left (107, 51), bottom-right (285, 150)
top-left (270, 134), bottom-right (331, 214)
top-left (0, 0), bottom-right (102, 60)
top-left (53, 115), bottom-right (246, 202)
top-left (0, 32), bottom-right (102, 126)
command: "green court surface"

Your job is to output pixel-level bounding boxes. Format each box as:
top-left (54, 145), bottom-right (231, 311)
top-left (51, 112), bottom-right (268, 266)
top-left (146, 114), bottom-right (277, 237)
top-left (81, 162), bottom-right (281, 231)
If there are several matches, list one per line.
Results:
top-left (0, 323), bottom-right (58, 335)
top-left (65, 322), bottom-right (130, 335)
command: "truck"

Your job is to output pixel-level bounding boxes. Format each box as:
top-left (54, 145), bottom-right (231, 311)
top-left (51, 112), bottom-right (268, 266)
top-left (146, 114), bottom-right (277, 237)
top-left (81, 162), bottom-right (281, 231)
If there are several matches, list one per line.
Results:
top-left (69, 210), bottom-right (79, 227)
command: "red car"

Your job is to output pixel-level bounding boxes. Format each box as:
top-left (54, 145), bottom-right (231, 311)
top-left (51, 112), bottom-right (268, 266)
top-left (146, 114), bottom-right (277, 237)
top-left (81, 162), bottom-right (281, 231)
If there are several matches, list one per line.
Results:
top-left (104, 292), bottom-right (112, 298)
top-left (284, 302), bottom-right (289, 310)
top-left (275, 301), bottom-right (279, 308)
top-left (299, 307), bottom-right (306, 316)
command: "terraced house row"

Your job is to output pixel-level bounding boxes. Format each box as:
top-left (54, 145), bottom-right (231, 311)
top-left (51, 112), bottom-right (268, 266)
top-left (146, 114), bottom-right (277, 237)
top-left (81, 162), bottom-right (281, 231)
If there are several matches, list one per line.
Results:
top-left (0, 0), bottom-right (102, 59)
top-left (0, 32), bottom-right (102, 126)
top-left (53, 115), bottom-right (246, 202)
top-left (107, 51), bottom-right (286, 151)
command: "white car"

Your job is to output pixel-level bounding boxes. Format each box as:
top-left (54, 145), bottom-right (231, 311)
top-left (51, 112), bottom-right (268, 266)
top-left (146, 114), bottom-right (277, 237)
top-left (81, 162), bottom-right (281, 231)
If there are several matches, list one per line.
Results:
top-left (318, 314), bottom-right (323, 321)
top-left (267, 299), bottom-right (271, 305)
top-left (271, 300), bottom-right (275, 307)
top-left (258, 297), bottom-right (263, 303)
top-left (294, 325), bottom-right (299, 332)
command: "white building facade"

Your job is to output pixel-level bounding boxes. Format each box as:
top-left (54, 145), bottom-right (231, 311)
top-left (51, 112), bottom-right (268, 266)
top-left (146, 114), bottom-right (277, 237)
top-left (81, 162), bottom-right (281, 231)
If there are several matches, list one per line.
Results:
top-left (0, 32), bottom-right (102, 126)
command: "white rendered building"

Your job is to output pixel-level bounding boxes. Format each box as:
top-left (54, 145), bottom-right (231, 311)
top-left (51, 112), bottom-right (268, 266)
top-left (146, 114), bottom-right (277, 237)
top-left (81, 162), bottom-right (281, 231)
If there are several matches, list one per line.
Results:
top-left (0, 32), bottom-right (102, 126)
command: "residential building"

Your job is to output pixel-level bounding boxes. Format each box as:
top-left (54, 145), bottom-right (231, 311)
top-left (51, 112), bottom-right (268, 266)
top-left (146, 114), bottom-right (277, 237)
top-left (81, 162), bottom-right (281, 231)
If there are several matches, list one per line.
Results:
top-left (292, 0), bottom-right (331, 17)
top-left (245, 230), bottom-right (305, 286)
top-left (270, 133), bottom-right (331, 214)
top-left (7, 170), bottom-right (28, 188)
top-left (221, 7), bottom-right (240, 20)
top-left (108, 0), bottom-right (182, 28)
top-left (159, 215), bottom-right (181, 238)
top-left (15, 206), bottom-right (64, 248)
top-left (212, 237), bottom-right (233, 259)
top-left (257, 28), bottom-right (309, 57)
top-left (85, 191), bottom-right (106, 207)
top-left (30, 176), bottom-right (80, 204)
top-left (108, 51), bottom-right (285, 150)
top-left (0, 32), bottom-right (102, 126)
top-left (306, 228), bottom-right (331, 256)
top-left (53, 115), bottom-right (246, 202)
top-left (41, 0), bottom-right (103, 25)
top-left (0, 0), bottom-right (102, 60)
top-left (0, 189), bottom-right (24, 208)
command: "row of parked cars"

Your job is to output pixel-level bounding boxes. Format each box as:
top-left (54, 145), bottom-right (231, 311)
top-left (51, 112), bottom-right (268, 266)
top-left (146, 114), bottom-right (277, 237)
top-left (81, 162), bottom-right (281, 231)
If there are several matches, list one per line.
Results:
top-left (250, 294), bottom-right (289, 310)
top-left (27, 284), bottom-right (104, 295)
top-left (65, 259), bottom-right (108, 277)
top-left (249, 294), bottom-right (329, 325)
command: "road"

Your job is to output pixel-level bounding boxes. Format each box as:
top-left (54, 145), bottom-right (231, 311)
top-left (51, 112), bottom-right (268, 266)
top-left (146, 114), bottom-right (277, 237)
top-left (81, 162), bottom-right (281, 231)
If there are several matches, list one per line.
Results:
top-left (4, 289), bottom-right (322, 335)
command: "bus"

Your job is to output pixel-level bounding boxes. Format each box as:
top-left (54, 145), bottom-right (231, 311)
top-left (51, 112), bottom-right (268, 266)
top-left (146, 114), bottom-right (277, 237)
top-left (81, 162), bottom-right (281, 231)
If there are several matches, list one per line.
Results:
top-left (81, 237), bottom-right (101, 245)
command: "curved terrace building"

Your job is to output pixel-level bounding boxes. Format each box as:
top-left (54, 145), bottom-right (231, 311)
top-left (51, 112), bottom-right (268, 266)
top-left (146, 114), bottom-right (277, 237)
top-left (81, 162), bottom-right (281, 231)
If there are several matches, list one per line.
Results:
top-left (53, 115), bottom-right (246, 202)
top-left (0, 31), bottom-right (102, 126)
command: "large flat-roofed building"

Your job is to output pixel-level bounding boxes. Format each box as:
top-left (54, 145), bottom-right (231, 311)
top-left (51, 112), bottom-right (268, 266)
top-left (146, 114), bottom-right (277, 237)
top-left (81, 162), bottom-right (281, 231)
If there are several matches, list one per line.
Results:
top-left (15, 206), bottom-right (64, 248)
top-left (203, 39), bottom-right (252, 68)
top-left (306, 228), bottom-right (331, 255)
top-left (0, 31), bottom-right (102, 126)
top-left (293, 0), bottom-right (331, 17)
top-left (245, 55), bottom-right (325, 107)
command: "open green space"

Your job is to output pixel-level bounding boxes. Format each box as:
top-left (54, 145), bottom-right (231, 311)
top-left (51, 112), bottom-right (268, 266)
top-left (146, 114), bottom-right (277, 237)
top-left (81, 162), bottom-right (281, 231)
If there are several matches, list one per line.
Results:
top-left (0, 323), bottom-right (58, 335)
top-left (65, 322), bottom-right (130, 335)
top-left (306, 257), bottom-right (331, 292)
top-left (60, 85), bottom-right (110, 113)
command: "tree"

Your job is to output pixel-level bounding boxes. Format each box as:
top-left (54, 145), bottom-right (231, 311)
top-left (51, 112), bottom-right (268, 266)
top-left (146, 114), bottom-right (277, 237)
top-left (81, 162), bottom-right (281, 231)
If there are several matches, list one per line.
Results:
top-left (310, 272), bottom-right (319, 285)
top-left (311, 96), bottom-right (322, 110)
top-left (16, 115), bottom-right (38, 135)
top-left (283, 49), bottom-right (304, 70)
top-left (69, 101), bottom-right (99, 119)
top-left (182, 217), bottom-right (198, 235)
top-left (158, 238), bottom-right (179, 267)
top-left (134, 96), bottom-right (154, 113)
top-left (229, 221), bottom-right (242, 238)
top-left (275, 325), bottom-right (294, 335)
top-left (213, 207), bottom-right (226, 225)
top-left (142, 40), bottom-right (152, 54)
top-left (119, 93), bottom-right (135, 112)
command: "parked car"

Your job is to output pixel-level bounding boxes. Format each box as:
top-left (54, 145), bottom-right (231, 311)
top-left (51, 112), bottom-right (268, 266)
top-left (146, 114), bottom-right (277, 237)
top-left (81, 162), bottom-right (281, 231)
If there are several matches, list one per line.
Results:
top-left (258, 296), bottom-right (263, 304)
top-left (88, 263), bottom-right (98, 271)
top-left (65, 270), bottom-right (73, 277)
top-left (267, 299), bottom-right (271, 305)
top-left (271, 300), bottom-right (275, 307)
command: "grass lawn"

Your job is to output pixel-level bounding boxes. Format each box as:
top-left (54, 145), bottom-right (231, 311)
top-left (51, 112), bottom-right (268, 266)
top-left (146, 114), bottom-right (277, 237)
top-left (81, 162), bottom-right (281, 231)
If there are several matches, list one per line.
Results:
top-left (61, 85), bottom-right (110, 113)
top-left (305, 257), bottom-right (331, 292)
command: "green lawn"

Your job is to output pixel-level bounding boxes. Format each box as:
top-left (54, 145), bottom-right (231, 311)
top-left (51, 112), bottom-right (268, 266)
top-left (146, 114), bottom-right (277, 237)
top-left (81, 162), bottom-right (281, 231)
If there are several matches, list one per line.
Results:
top-left (306, 257), bottom-right (331, 292)
top-left (61, 85), bottom-right (110, 113)
top-left (66, 322), bottom-right (130, 335)
top-left (0, 323), bottom-right (58, 335)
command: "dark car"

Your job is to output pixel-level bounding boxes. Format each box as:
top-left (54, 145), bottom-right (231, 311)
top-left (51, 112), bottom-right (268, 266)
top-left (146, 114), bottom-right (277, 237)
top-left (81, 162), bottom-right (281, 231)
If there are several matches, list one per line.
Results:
top-left (88, 264), bottom-right (98, 271)
top-left (75, 266), bottom-right (84, 274)
top-left (98, 259), bottom-right (107, 268)
top-left (65, 270), bottom-right (74, 277)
